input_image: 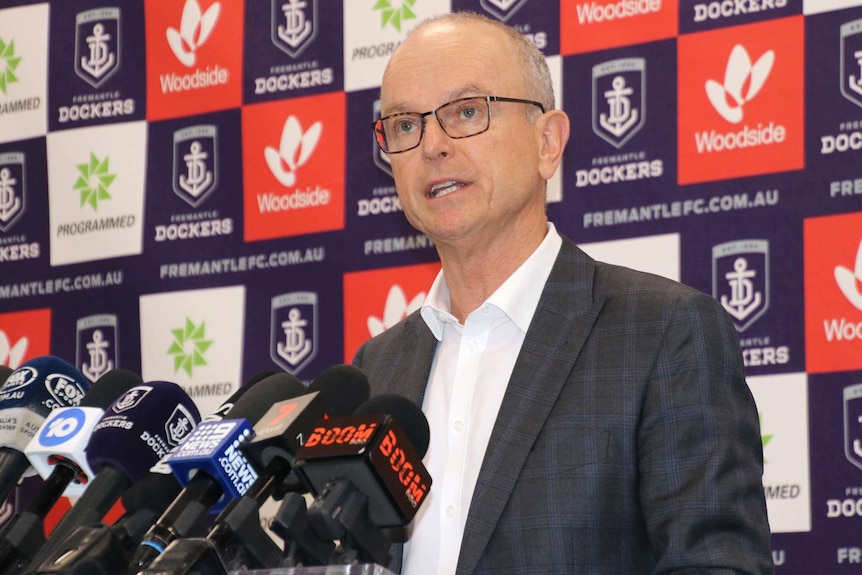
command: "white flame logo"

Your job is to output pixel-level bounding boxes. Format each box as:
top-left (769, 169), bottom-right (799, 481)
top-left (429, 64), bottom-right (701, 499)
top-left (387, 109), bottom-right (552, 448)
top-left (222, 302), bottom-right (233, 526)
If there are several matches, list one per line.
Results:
top-left (835, 238), bottom-right (862, 312)
top-left (367, 285), bottom-right (425, 337)
top-left (265, 116), bottom-right (322, 187)
top-left (0, 331), bottom-right (28, 369)
top-left (166, 0), bottom-right (221, 67)
top-left (705, 44), bottom-right (774, 124)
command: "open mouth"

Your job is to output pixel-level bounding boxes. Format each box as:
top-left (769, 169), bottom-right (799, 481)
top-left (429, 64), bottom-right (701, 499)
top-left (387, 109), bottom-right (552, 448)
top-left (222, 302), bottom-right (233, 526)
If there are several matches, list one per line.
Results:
top-left (427, 180), bottom-right (463, 199)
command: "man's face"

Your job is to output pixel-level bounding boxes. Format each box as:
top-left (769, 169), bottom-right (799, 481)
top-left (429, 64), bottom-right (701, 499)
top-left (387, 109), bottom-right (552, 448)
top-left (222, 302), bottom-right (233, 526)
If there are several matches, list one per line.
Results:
top-left (379, 21), bottom-right (547, 251)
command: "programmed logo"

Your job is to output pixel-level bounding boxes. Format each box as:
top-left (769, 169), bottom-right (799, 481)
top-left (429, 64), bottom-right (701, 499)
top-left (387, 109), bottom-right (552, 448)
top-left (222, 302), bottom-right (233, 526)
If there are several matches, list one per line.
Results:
top-left (271, 0), bottom-right (317, 58)
top-left (845, 383), bottom-right (862, 471)
top-left (480, 0), bottom-right (529, 22)
top-left (74, 8), bottom-right (121, 89)
top-left (74, 152), bottom-right (115, 212)
top-left (713, 240), bottom-right (769, 333)
top-left (167, 317), bottom-right (213, 377)
top-left (840, 18), bottom-right (862, 109)
top-left (0, 37), bottom-right (21, 95)
top-left (374, 0), bottom-right (417, 32)
top-left (76, 314), bottom-right (118, 383)
top-left (270, 292), bottom-right (318, 375)
top-left (0, 153), bottom-right (26, 233)
top-left (173, 125), bottom-right (218, 208)
top-left (592, 57), bottom-right (645, 148)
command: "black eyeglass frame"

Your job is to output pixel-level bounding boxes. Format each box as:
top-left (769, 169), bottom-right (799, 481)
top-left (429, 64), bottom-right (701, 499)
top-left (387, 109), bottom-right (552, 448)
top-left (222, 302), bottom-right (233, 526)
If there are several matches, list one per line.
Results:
top-left (371, 95), bottom-right (546, 154)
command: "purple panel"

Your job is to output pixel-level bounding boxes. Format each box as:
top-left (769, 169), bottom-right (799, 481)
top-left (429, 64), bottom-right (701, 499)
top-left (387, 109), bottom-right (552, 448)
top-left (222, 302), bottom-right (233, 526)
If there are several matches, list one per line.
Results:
top-left (451, 0), bottom-right (560, 55)
top-left (0, 137), bottom-right (48, 275)
top-left (679, 0), bottom-right (802, 35)
top-left (243, 0), bottom-right (344, 104)
top-left (47, 1), bottom-right (147, 132)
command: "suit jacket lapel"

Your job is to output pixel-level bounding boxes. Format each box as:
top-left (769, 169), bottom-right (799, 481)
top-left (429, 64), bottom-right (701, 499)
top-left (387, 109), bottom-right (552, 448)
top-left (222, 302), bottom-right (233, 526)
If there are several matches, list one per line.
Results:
top-left (455, 238), bottom-right (606, 575)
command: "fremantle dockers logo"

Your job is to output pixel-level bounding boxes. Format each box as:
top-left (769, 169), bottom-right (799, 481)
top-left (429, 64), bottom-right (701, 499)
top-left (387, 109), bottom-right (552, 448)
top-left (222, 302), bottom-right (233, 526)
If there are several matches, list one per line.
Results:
top-left (112, 385), bottom-right (152, 413)
top-left (76, 314), bottom-right (118, 383)
top-left (165, 404), bottom-right (195, 446)
top-left (480, 0), bottom-right (529, 22)
top-left (271, 292), bottom-right (317, 375)
top-left (712, 240), bottom-right (769, 332)
top-left (173, 125), bottom-right (218, 208)
top-left (372, 99), bottom-right (392, 177)
top-left (844, 384), bottom-right (862, 471)
top-left (841, 19), bottom-right (862, 109)
top-left (272, 0), bottom-right (317, 58)
top-left (0, 152), bottom-right (25, 233)
top-left (592, 58), bottom-right (646, 149)
top-left (75, 8), bottom-right (121, 89)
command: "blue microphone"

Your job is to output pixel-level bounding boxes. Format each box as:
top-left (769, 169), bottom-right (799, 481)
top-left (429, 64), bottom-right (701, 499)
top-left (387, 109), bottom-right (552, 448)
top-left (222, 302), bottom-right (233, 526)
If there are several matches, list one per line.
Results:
top-left (0, 356), bottom-right (90, 505)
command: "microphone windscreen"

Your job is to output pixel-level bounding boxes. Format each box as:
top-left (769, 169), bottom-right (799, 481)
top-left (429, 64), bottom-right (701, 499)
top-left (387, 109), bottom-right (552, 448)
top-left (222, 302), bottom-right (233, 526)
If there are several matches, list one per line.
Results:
top-left (308, 364), bottom-right (371, 416)
top-left (205, 370), bottom-right (276, 421)
top-left (0, 365), bottom-right (12, 384)
top-left (86, 381), bottom-right (201, 482)
top-left (225, 373), bottom-right (307, 423)
top-left (355, 394), bottom-right (431, 457)
top-left (79, 369), bottom-right (143, 409)
top-left (121, 469), bottom-right (186, 514)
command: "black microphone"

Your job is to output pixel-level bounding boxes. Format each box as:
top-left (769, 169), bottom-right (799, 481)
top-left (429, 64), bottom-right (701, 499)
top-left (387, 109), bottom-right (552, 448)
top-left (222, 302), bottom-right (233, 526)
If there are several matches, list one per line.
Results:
top-left (126, 374), bottom-right (307, 573)
top-left (27, 372), bottom-right (279, 575)
top-left (0, 357), bottom-right (90, 506)
top-left (137, 365), bottom-right (373, 574)
top-left (0, 367), bottom-right (12, 385)
top-left (22, 381), bottom-right (200, 573)
top-left (0, 370), bottom-right (142, 572)
top-left (293, 393), bottom-right (432, 566)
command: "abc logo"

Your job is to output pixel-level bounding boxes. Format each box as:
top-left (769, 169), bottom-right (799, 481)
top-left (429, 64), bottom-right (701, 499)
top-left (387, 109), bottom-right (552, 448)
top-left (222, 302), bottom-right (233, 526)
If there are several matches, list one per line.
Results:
top-left (38, 408), bottom-right (86, 447)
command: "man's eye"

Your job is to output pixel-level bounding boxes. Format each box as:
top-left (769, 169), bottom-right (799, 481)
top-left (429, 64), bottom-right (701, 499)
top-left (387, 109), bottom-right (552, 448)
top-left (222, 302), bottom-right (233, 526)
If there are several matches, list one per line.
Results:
top-left (458, 106), bottom-right (478, 120)
top-left (395, 119), bottom-right (418, 134)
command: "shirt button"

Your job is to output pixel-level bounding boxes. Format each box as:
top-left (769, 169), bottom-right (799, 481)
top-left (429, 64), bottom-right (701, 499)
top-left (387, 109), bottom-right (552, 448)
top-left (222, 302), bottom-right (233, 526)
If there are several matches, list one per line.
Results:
top-left (453, 420), bottom-right (464, 432)
top-left (445, 505), bottom-right (457, 518)
top-left (467, 340), bottom-right (478, 352)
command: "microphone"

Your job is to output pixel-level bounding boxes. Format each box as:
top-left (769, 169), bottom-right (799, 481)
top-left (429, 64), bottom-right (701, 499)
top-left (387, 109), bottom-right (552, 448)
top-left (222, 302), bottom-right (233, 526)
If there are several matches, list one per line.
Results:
top-left (0, 357), bottom-right (90, 506)
top-left (293, 393), bottom-right (432, 566)
top-left (138, 365), bottom-right (373, 574)
top-left (0, 370), bottom-right (142, 572)
top-left (0, 367), bottom-right (12, 385)
top-left (126, 373), bottom-right (307, 572)
top-left (27, 371), bottom-right (278, 575)
top-left (23, 381), bottom-right (200, 573)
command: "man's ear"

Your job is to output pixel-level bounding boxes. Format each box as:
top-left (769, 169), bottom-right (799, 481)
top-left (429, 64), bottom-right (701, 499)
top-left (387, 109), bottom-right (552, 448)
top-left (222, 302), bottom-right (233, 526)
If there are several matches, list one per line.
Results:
top-left (536, 109), bottom-right (570, 182)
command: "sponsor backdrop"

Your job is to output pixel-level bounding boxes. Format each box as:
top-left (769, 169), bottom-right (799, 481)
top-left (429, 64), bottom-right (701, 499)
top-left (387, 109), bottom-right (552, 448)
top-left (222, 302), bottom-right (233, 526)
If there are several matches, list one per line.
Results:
top-left (1, 0), bottom-right (862, 570)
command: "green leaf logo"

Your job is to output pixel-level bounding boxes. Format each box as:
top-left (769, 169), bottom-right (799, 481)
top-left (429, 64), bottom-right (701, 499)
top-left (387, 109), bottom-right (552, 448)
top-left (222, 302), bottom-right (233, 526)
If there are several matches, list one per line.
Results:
top-left (373, 0), bottom-right (416, 32)
top-left (0, 38), bottom-right (22, 95)
top-left (760, 413), bottom-right (773, 464)
top-left (73, 152), bottom-right (116, 211)
top-left (167, 317), bottom-right (213, 377)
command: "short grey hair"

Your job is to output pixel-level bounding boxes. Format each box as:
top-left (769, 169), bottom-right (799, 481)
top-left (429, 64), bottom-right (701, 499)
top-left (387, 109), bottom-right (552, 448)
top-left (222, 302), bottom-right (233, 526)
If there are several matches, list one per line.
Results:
top-left (402, 12), bottom-right (555, 117)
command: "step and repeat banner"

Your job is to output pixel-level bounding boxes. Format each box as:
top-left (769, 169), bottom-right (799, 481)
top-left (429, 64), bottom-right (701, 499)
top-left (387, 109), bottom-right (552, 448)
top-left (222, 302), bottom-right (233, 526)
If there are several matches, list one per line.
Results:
top-left (1, 0), bottom-right (862, 571)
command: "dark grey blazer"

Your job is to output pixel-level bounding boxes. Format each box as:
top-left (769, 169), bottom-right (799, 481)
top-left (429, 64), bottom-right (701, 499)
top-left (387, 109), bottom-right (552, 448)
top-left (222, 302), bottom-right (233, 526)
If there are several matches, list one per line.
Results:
top-left (353, 236), bottom-right (774, 575)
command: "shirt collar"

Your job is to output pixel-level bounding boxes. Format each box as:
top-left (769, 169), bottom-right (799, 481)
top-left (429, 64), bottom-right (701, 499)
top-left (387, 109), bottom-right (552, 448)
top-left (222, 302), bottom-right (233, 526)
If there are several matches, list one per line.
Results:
top-left (420, 223), bottom-right (563, 340)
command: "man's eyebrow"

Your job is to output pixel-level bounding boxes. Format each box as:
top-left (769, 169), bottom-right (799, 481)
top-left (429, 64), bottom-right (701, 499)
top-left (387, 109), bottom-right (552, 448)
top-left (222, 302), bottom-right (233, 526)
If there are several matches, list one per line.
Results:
top-left (381, 85), bottom-right (491, 116)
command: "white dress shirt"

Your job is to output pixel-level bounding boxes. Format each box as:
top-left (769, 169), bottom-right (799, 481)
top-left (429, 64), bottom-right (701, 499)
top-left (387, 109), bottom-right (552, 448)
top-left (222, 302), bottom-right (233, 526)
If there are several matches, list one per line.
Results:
top-left (401, 223), bottom-right (563, 575)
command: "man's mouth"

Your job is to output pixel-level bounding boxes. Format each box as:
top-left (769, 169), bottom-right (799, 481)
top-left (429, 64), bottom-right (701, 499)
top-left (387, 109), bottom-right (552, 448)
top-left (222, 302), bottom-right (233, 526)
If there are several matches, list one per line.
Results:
top-left (427, 180), bottom-right (463, 198)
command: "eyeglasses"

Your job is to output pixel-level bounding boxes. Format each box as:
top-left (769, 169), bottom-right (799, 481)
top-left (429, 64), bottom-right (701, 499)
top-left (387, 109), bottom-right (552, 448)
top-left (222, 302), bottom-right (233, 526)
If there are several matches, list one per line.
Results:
top-left (372, 95), bottom-right (545, 154)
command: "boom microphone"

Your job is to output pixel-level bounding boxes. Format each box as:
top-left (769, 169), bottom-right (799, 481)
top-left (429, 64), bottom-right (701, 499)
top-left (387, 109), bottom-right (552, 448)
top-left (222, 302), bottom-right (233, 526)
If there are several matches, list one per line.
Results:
top-left (0, 370), bottom-right (142, 572)
top-left (0, 357), bottom-right (90, 505)
top-left (23, 381), bottom-right (200, 573)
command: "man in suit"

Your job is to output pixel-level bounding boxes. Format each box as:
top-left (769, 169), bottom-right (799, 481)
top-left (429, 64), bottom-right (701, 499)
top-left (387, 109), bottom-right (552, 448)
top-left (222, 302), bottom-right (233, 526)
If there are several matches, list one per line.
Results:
top-left (355, 11), bottom-right (773, 575)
